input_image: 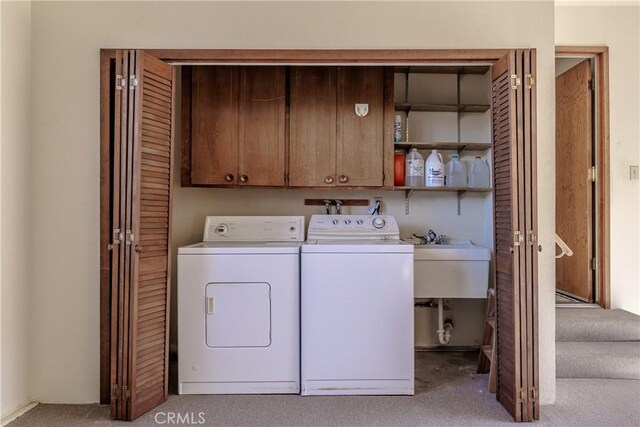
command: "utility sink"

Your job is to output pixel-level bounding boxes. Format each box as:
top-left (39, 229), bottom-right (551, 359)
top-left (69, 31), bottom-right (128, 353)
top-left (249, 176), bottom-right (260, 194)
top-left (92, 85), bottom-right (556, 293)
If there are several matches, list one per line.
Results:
top-left (408, 239), bottom-right (491, 299)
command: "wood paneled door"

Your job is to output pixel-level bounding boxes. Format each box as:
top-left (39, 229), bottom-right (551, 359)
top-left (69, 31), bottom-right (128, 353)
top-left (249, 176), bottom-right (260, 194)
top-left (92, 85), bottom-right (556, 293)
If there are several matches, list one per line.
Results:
top-left (491, 49), bottom-right (539, 422)
top-left (555, 59), bottom-right (594, 302)
top-left (103, 49), bottom-right (175, 421)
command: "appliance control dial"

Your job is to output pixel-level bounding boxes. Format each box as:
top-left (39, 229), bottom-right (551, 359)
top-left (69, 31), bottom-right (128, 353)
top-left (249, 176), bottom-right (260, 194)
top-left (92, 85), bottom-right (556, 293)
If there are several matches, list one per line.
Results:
top-left (332, 219), bottom-right (339, 225)
top-left (372, 218), bottom-right (386, 229)
top-left (356, 219), bottom-right (364, 225)
top-left (214, 224), bottom-right (229, 235)
top-left (344, 219), bottom-right (352, 225)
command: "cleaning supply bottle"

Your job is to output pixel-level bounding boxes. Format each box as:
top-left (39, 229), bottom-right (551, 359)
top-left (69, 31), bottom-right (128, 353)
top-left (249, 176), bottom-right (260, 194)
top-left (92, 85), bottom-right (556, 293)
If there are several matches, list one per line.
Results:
top-left (445, 154), bottom-right (467, 187)
top-left (404, 148), bottom-right (424, 187)
top-left (425, 150), bottom-right (444, 187)
top-left (394, 115), bottom-right (403, 142)
top-left (468, 155), bottom-right (491, 188)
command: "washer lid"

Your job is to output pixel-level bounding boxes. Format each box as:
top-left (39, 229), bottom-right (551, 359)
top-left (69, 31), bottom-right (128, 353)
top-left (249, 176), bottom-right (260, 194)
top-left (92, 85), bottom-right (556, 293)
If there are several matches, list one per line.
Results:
top-left (179, 242), bottom-right (302, 255)
top-left (302, 240), bottom-right (414, 254)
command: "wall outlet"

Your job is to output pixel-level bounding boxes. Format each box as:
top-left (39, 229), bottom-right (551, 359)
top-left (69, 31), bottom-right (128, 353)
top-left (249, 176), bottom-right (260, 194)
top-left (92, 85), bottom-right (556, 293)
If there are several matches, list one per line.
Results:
top-left (631, 166), bottom-right (639, 180)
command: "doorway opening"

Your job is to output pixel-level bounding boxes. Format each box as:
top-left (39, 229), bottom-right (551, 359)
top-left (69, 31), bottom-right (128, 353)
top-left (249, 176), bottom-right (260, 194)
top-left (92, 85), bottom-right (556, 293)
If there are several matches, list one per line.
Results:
top-left (554, 47), bottom-right (610, 308)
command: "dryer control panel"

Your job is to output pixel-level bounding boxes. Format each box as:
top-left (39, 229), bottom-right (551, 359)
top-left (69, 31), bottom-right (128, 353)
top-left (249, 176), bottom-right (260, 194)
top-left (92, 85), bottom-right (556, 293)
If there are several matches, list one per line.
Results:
top-left (203, 216), bottom-right (305, 242)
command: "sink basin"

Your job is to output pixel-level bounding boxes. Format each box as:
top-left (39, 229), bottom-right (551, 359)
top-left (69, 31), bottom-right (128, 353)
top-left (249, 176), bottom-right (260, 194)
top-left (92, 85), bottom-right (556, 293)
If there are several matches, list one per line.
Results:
top-left (410, 240), bottom-right (491, 299)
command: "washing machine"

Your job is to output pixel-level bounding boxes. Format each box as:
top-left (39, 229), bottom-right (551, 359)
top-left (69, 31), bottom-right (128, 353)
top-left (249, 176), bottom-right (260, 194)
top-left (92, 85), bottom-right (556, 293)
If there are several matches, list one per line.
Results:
top-left (301, 214), bottom-right (414, 396)
top-left (178, 216), bottom-right (304, 394)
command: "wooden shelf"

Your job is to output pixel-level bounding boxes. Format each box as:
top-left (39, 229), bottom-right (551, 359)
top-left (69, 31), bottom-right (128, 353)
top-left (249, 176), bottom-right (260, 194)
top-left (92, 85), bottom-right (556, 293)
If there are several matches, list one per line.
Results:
top-left (395, 103), bottom-right (490, 113)
top-left (394, 65), bottom-right (490, 75)
top-left (394, 142), bottom-right (492, 152)
top-left (393, 186), bottom-right (492, 192)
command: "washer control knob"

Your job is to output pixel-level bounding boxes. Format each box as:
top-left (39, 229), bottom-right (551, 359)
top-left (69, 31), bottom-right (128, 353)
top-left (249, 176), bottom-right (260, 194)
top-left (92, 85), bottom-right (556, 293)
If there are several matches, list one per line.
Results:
top-left (356, 219), bottom-right (364, 225)
top-left (332, 219), bottom-right (339, 225)
top-left (372, 218), bottom-right (386, 229)
top-left (344, 219), bottom-right (352, 225)
top-left (214, 224), bottom-right (229, 235)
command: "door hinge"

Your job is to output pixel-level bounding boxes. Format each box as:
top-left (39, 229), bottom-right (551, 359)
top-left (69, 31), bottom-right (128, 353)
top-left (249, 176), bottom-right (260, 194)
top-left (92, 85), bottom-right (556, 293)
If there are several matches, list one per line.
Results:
top-left (590, 257), bottom-right (597, 271)
top-left (529, 386), bottom-right (538, 402)
top-left (589, 166), bottom-right (596, 182)
top-left (284, 172), bottom-right (289, 183)
top-left (517, 388), bottom-right (526, 403)
top-left (122, 386), bottom-right (130, 402)
top-left (513, 230), bottom-right (524, 246)
top-left (115, 75), bottom-right (126, 91)
top-left (511, 74), bottom-right (521, 90)
top-left (526, 230), bottom-right (537, 246)
top-left (111, 384), bottom-right (130, 402)
top-left (111, 384), bottom-right (119, 401)
top-left (125, 230), bottom-right (134, 245)
top-left (129, 74), bottom-right (138, 91)
top-left (525, 74), bottom-right (534, 89)
top-left (588, 79), bottom-right (595, 91)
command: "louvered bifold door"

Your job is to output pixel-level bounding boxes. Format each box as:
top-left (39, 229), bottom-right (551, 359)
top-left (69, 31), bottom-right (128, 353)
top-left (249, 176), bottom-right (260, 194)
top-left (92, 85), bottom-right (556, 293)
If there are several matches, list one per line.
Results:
top-left (124, 50), bottom-right (175, 421)
top-left (522, 49), bottom-right (539, 421)
top-left (110, 50), bottom-right (136, 420)
top-left (491, 50), bottom-right (529, 422)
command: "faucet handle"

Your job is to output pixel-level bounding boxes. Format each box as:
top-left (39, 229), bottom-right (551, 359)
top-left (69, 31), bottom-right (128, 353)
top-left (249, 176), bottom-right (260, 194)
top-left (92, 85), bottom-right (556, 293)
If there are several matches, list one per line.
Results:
top-left (323, 199), bottom-right (333, 215)
top-left (334, 199), bottom-right (342, 215)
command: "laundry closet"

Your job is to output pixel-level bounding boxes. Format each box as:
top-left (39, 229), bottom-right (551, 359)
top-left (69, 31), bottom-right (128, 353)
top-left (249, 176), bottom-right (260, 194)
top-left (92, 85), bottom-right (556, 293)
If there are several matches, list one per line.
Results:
top-left (100, 49), bottom-right (538, 422)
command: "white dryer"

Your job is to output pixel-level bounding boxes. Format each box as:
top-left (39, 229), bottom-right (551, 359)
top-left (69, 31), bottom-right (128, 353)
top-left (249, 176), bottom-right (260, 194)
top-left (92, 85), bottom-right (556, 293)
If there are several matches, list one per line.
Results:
top-left (301, 215), bottom-right (414, 396)
top-left (178, 216), bottom-right (304, 394)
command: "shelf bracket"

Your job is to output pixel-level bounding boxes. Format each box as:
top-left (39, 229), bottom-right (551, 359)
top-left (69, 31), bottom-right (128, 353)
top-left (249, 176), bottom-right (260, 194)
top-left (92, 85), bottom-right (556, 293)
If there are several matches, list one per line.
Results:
top-left (404, 188), bottom-right (414, 215)
top-left (456, 189), bottom-right (466, 216)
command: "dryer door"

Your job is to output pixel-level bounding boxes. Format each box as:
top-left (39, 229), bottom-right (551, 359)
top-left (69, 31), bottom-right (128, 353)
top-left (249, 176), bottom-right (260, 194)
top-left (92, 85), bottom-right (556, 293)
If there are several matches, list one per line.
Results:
top-left (205, 282), bottom-right (271, 348)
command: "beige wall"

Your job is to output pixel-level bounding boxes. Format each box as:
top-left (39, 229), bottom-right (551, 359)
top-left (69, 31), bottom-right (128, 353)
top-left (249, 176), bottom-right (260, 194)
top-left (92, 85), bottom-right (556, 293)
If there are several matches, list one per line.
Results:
top-left (556, 5), bottom-right (640, 315)
top-left (1, 0), bottom-right (33, 419)
top-left (29, 1), bottom-right (556, 405)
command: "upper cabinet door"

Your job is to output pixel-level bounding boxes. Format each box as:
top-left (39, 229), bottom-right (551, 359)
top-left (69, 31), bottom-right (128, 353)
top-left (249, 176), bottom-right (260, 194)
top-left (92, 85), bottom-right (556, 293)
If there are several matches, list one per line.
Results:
top-left (289, 67), bottom-right (337, 187)
top-left (238, 66), bottom-right (286, 186)
top-left (336, 67), bottom-right (384, 187)
top-left (190, 66), bottom-right (238, 186)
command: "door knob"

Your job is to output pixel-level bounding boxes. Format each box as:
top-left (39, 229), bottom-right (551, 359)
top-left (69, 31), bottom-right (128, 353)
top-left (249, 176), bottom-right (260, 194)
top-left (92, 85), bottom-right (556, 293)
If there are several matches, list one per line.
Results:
top-left (239, 175), bottom-right (248, 183)
top-left (225, 174), bottom-right (234, 182)
top-left (324, 176), bottom-right (334, 184)
top-left (339, 175), bottom-right (349, 183)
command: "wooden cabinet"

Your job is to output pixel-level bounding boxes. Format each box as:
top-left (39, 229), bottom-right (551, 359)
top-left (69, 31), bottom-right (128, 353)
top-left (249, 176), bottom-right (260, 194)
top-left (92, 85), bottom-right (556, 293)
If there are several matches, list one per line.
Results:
top-left (183, 66), bottom-right (286, 187)
top-left (289, 66), bottom-right (384, 188)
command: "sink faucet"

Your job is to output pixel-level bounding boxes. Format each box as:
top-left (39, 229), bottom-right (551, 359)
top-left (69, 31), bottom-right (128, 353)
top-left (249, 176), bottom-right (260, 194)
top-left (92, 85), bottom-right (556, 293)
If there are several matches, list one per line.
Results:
top-left (323, 200), bottom-right (333, 215)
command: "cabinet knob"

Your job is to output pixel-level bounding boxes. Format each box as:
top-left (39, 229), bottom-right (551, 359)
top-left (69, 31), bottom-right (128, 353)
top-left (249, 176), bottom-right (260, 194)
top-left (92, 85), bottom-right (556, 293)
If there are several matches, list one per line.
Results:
top-left (324, 176), bottom-right (334, 184)
top-left (225, 174), bottom-right (234, 183)
top-left (339, 175), bottom-right (349, 184)
top-left (239, 174), bottom-right (248, 183)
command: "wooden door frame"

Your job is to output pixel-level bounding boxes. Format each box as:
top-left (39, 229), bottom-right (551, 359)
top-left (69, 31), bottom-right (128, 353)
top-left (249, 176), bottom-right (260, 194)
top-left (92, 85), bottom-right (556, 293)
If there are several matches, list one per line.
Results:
top-left (555, 46), bottom-right (610, 308)
top-left (100, 48), bottom-right (535, 407)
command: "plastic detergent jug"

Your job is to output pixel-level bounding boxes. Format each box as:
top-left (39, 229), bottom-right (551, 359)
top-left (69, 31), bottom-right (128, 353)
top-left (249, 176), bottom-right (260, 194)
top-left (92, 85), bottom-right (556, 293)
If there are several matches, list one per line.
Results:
top-left (445, 154), bottom-right (467, 187)
top-left (404, 148), bottom-right (424, 187)
top-left (469, 156), bottom-right (491, 188)
top-left (425, 150), bottom-right (444, 187)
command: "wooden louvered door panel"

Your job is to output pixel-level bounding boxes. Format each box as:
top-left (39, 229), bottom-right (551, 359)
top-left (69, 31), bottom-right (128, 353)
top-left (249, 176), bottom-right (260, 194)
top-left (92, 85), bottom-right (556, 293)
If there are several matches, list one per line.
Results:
top-left (123, 50), bottom-right (175, 421)
top-left (491, 50), bottom-right (527, 422)
top-left (109, 49), bottom-right (130, 420)
top-left (523, 49), bottom-right (539, 421)
top-left (109, 49), bottom-right (173, 421)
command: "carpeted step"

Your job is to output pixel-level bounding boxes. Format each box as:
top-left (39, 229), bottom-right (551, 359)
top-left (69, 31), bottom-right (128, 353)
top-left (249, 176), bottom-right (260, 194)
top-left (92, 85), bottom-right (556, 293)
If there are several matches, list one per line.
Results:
top-left (556, 308), bottom-right (640, 342)
top-left (556, 341), bottom-right (640, 379)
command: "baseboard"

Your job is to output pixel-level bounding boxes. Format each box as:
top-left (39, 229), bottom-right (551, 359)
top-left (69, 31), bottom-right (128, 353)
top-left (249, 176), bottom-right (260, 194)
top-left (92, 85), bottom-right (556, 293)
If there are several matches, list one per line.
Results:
top-left (1, 402), bottom-right (38, 426)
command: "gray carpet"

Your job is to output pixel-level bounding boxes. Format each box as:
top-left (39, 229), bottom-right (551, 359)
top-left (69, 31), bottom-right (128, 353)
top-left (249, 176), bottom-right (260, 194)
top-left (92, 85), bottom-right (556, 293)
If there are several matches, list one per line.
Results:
top-left (556, 308), bottom-right (640, 342)
top-left (8, 353), bottom-right (640, 426)
top-left (557, 341), bottom-right (640, 379)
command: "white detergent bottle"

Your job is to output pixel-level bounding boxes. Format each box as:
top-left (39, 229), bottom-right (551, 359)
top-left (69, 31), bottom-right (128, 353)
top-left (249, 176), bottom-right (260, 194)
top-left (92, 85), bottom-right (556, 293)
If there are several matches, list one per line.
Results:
top-left (425, 150), bottom-right (445, 187)
top-left (404, 148), bottom-right (424, 187)
top-left (445, 154), bottom-right (467, 187)
top-left (469, 155), bottom-right (491, 188)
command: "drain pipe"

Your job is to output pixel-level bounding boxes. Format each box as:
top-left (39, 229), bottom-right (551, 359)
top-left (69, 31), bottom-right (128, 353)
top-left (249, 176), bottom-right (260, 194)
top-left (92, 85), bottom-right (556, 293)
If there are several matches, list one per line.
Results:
top-left (437, 298), bottom-right (454, 345)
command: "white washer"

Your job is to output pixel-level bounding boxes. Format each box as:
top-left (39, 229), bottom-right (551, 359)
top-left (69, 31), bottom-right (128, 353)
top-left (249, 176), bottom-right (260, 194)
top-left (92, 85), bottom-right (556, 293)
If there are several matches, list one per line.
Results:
top-left (301, 215), bottom-right (414, 396)
top-left (178, 216), bottom-right (304, 394)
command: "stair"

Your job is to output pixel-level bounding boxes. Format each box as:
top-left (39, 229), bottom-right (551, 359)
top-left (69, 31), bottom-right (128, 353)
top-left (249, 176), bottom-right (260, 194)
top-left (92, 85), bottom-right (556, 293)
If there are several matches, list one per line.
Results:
top-left (556, 307), bottom-right (640, 379)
